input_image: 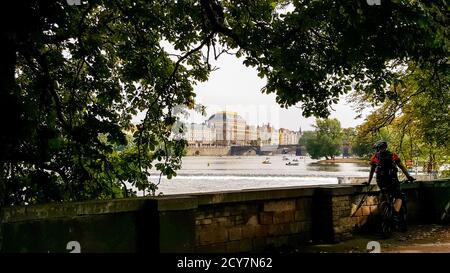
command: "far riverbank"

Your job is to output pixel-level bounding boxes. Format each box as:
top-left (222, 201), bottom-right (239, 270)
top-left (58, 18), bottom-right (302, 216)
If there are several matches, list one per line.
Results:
top-left (316, 158), bottom-right (369, 164)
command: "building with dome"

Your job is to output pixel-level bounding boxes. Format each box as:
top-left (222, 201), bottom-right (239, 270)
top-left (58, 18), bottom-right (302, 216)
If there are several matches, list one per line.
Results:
top-left (207, 111), bottom-right (247, 146)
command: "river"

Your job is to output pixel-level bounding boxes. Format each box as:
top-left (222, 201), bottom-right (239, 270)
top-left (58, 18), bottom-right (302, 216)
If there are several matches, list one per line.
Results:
top-left (146, 155), bottom-right (370, 195)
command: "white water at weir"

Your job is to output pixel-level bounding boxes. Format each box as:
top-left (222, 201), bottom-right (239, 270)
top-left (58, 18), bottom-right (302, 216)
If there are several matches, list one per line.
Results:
top-left (139, 155), bottom-right (371, 195)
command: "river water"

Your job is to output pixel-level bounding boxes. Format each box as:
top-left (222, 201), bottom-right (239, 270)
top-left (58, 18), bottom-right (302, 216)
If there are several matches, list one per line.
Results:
top-left (149, 155), bottom-right (370, 195)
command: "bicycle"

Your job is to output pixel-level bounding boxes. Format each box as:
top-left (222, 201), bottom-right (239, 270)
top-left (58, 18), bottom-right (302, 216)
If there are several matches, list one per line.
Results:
top-left (378, 178), bottom-right (414, 237)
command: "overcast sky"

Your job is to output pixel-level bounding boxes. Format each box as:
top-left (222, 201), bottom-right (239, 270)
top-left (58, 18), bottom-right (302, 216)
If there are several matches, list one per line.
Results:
top-left (187, 53), bottom-right (372, 131)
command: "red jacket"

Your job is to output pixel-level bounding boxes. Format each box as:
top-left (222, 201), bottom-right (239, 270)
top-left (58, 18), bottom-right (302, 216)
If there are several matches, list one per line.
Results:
top-left (370, 152), bottom-right (400, 165)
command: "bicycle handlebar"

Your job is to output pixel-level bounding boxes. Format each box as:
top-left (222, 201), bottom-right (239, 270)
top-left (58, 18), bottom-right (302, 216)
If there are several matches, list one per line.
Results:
top-left (401, 177), bottom-right (416, 184)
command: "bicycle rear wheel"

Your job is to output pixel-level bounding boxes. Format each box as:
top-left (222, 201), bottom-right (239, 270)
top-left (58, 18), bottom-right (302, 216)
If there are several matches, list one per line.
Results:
top-left (380, 201), bottom-right (393, 237)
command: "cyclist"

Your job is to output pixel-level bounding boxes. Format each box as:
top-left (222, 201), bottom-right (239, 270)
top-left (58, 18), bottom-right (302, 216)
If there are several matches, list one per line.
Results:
top-left (364, 140), bottom-right (415, 221)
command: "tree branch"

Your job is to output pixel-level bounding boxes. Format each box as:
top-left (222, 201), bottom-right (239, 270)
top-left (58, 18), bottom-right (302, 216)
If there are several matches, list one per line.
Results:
top-left (36, 53), bottom-right (72, 134)
top-left (200, 0), bottom-right (246, 49)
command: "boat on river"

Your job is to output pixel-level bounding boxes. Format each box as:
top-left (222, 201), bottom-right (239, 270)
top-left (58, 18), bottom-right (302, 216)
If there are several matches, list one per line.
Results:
top-left (262, 157), bottom-right (271, 164)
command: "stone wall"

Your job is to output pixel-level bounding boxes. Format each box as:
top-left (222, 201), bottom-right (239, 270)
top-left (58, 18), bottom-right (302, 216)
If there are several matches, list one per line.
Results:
top-left (317, 179), bottom-right (450, 242)
top-left (1, 179), bottom-right (449, 253)
top-left (194, 197), bottom-right (313, 252)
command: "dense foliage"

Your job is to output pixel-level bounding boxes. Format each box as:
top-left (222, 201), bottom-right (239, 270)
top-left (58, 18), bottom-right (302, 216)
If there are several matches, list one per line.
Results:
top-left (1, 0), bottom-right (448, 206)
top-left (350, 64), bottom-right (449, 175)
top-left (299, 118), bottom-right (343, 159)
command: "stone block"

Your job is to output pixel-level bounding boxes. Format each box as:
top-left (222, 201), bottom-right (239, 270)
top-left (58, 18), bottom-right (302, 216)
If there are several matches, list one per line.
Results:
top-left (332, 196), bottom-right (350, 206)
top-left (254, 225), bottom-right (269, 238)
top-left (266, 235), bottom-right (289, 247)
top-left (196, 243), bottom-right (227, 253)
top-left (242, 226), bottom-right (268, 238)
top-left (196, 212), bottom-right (205, 220)
top-left (198, 227), bottom-right (228, 245)
top-left (295, 198), bottom-right (312, 209)
top-left (228, 227), bottom-right (242, 241)
top-left (268, 224), bottom-right (291, 236)
top-left (214, 211), bottom-right (224, 218)
top-left (294, 210), bottom-right (310, 221)
top-left (235, 215), bottom-right (245, 225)
top-left (204, 211), bottom-right (214, 218)
top-left (289, 222), bottom-right (303, 234)
top-left (259, 212), bottom-right (273, 225)
top-left (199, 218), bottom-right (212, 225)
top-left (214, 217), bottom-right (228, 223)
top-left (222, 239), bottom-right (253, 253)
top-left (264, 200), bottom-right (295, 212)
top-left (273, 211), bottom-right (294, 224)
top-left (246, 215), bottom-right (259, 226)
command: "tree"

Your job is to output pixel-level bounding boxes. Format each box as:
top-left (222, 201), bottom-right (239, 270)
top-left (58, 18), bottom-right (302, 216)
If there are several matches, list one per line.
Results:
top-left (351, 63), bottom-right (449, 173)
top-left (351, 139), bottom-right (373, 159)
top-left (299, 131), bottom-right (319, 158)
top-left (300, 118), bottom-right (343, 159)
top-left (238, 0), bottom-right (449, 117)
top-left (342, 128), bottom-right (355, 145)
top-left (1, 0), bottom-right (448, 206)
top-left (341, 128), bottom-right (355, 157)
top-left (1, 0), bottom-right (205, 206)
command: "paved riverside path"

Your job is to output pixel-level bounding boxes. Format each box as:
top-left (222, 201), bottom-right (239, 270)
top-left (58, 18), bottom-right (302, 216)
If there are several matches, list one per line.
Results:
top-left (295, 224), bottom-right (450, 253)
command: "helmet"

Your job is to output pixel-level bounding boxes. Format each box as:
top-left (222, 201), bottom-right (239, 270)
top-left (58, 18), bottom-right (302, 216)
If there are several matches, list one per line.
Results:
top-left (373, 140), bottom-right (387, 151)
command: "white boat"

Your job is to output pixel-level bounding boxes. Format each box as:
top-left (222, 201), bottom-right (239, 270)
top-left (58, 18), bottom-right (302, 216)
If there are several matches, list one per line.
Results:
top-left (262, 157), bottom-right (271, 164)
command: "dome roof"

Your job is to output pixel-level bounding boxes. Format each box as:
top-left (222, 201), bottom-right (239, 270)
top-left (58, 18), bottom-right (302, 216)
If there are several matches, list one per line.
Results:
top-left (207, 111), bottom-right (246, 123)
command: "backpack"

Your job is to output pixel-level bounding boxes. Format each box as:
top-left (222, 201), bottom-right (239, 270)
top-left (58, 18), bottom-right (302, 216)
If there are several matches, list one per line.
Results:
top-left (375, 150), bottom-right (398, 186)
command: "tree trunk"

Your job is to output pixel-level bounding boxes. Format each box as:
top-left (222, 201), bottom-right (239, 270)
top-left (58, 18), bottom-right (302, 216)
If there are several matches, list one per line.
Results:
top-left (0, 33), bottom-right (19, 160)
top-left (0, 27), bottom-right (18, 209)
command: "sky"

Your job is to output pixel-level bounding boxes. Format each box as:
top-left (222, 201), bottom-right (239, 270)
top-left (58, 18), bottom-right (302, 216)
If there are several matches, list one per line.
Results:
top-left (187, 53), bottom-right (372, 131)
